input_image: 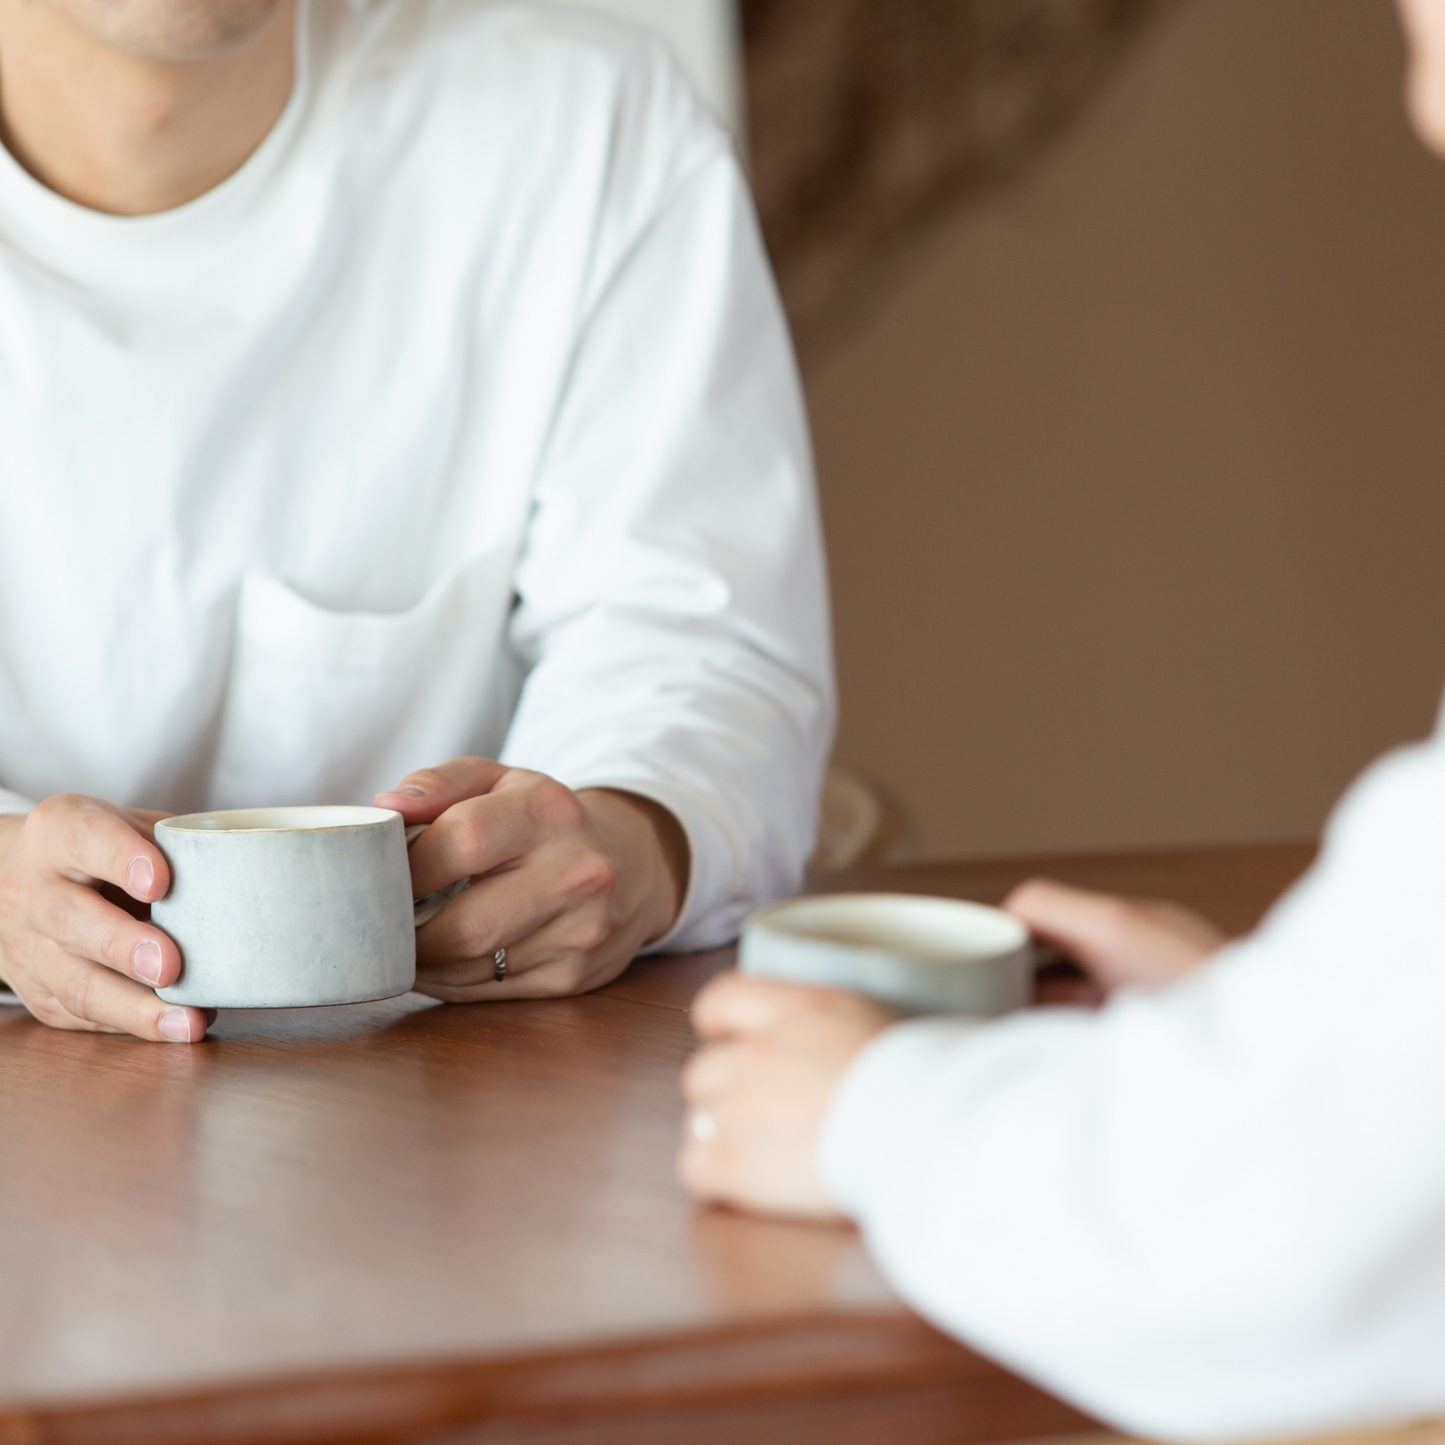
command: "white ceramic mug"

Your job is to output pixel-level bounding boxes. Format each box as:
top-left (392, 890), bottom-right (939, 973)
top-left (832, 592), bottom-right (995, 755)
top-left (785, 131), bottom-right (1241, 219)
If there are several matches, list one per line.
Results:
top-left (153, 806), bottom-right (417, 1009)
top-left (739, 892), bottom-right (1037, 1015)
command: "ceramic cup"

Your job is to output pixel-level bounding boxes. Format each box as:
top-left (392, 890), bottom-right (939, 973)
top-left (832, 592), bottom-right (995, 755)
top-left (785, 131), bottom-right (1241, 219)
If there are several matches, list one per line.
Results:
top-left (739, 892), bottom-right (1037, 1015)
top-left (153, 806), bottom-right (417, 1009)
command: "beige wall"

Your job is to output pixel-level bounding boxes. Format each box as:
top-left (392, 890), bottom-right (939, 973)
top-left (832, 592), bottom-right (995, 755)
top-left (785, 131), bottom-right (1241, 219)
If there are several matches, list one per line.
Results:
top-left (810, 0), bottom-right (1445, 862)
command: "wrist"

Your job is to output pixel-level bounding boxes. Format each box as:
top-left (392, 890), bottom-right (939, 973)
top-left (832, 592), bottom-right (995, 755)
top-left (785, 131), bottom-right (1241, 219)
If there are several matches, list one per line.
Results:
top-left (579, 789), bottom-right (689, 946)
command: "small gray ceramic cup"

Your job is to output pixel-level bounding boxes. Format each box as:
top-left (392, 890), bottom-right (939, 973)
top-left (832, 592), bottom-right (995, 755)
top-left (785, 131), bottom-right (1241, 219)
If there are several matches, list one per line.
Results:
top-left (153, 806), bottom-right (417, 1009)
top-left (739, 893), bottom-right (1036, 1015)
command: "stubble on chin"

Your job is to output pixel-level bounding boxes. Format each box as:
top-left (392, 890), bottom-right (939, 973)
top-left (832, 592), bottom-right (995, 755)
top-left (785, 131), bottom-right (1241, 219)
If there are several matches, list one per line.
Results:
top-left (34, 0), bottom-right (290, 63)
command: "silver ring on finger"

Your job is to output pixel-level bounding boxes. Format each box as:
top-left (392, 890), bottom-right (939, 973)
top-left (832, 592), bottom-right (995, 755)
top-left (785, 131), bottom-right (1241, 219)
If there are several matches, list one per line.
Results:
top-left (492, 948), bottom-right (507, 983)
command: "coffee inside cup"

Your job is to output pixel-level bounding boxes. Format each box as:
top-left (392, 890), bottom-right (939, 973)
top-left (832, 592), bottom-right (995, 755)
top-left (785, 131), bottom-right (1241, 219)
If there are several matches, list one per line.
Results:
top-left (757, 894), bottom-right (1026, 963)
top-left (164, 805), bottom-right (392, 833)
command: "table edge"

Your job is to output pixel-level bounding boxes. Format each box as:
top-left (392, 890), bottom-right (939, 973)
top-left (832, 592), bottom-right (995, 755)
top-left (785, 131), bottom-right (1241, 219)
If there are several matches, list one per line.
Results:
top-left (0, 1307), bottom-right (1101, 1445)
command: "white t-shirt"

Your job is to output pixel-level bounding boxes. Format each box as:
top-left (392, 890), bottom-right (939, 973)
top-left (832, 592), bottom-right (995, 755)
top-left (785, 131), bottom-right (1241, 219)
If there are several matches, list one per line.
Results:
top-left (0, 0), bottom-right (833, 950)
top-left (821, 711), bottom-right (1445, 1441)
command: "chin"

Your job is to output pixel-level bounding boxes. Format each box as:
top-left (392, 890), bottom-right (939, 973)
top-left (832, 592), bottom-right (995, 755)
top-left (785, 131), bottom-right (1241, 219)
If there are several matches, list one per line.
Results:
top-left (75, 0), bottom-right (290, 62)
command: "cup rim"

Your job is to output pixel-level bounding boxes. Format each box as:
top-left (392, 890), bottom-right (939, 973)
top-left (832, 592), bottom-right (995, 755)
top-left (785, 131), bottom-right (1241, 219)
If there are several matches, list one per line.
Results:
top-left (157, 806), bottom-right (401, 835)
top-left (747, 891), bottom-right (1029, 964)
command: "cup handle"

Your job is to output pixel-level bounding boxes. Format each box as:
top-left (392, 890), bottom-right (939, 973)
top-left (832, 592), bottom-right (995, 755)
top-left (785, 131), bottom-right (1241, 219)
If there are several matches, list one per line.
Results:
top-left (405, 823), bottom-right (472, 928)
top-left (1031, 940), bottom-right (1089, 983)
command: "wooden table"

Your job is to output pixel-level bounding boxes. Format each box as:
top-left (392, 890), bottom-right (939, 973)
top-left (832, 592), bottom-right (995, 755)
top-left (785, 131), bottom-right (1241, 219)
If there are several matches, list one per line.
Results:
top-left (0, 843), bottom-right (1314, 1445)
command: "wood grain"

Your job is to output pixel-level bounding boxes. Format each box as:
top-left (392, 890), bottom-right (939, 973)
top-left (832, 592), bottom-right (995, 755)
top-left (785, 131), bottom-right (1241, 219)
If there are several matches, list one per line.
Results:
top-left (0, 843), bottom-right (1314, 1443)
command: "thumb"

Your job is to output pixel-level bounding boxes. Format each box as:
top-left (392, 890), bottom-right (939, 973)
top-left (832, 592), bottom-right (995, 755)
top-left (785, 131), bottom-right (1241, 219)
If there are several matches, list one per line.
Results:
top-left (374, 757), bottom-right (508, 823)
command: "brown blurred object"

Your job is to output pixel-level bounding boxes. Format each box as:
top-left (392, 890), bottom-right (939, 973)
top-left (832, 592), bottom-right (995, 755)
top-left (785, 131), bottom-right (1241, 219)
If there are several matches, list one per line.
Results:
top-left (810, 763), bottom-right (917, 872)
top-left (742, 0), bottom-right (1184, 364)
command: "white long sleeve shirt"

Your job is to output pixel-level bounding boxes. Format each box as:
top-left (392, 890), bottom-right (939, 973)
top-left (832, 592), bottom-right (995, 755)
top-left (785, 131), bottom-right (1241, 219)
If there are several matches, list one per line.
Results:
top-left (0, 0), bottom-right (833, 950)
top-left (821, 715), bottom-right (1445, 1442)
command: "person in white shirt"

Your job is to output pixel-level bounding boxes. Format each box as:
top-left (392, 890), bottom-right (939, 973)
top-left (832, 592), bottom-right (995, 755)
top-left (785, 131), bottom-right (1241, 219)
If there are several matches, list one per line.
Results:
top-left (679, 3), bottom-right (1445, 1439)
top-left (0, 0), bottom-right (832, 1043)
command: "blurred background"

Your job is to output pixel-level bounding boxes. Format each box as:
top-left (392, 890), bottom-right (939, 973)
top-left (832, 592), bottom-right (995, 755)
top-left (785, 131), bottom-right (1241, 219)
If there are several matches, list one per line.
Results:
top-left (576, 0), bottom-right (1445, 865)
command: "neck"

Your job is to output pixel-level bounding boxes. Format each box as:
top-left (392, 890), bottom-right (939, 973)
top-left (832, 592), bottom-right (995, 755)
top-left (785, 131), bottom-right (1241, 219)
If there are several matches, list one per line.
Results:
top-left (0, 0), bottom-right (296, 216)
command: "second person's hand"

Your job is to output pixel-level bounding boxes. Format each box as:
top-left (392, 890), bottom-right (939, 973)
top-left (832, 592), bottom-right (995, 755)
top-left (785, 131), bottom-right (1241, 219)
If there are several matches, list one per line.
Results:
top-left (375, 757), bottom-right (689, 1001)
top-left (1005, 878), bottom-right (1227, 996)
top-left (678, 972), bottom-right (898, 1218)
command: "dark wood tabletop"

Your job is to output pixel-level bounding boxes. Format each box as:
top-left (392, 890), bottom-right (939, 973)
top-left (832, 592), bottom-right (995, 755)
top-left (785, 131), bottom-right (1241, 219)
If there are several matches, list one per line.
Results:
top-left (0, 842), bottom-right (1314, 1445)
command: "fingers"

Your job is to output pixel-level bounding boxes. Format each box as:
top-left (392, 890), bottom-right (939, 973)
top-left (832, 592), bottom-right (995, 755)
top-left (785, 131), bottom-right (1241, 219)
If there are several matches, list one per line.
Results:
top-left (406, 771), bottom-right (599, 902)
top-left (389, 763), bottom-right (644, 1003)
top-left (676, 996), bottom-right (883, 1220)
top-left (405, 790), bottom-right (540, 901)
top-left (25, 795), bottom-right (170, 904)
top-left (1006, 878), bottom-right (1137, 953)
top-left (415, 865), bottom-right (570, 980)
top-left (691, 972), bottom-right (842, 1041)
top-left (415, 895), bottom-right (618, 1001)
top-left (28, 877), bottom-right (181, 987)
top-left (6, 938), bottom-right (210, 1043)
top-left (0, 796), bottom-right (207, 1045)
top-left (681, 1036), bottom-right (745, 1103)
top-left (416, 820), bottom-right (614, 966)
top-left (374, 757), bottom-right (509, 825)
top-left (1005, 878), bottom-right (1225, 992)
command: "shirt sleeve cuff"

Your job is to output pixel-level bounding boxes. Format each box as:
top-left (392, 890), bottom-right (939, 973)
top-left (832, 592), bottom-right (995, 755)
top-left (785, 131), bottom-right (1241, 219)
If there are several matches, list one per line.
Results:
top-left (818, 1016), bottom-right (988, 1217)
top-left (0, 788), bottom-right (35, 817)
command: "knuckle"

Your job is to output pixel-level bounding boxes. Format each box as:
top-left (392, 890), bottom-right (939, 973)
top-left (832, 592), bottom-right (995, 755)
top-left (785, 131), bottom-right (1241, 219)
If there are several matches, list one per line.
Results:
top-left (529, 779), bottom-right (585, 833)
top-left (27, 794), bottom-right (71, 832)
top-left (99, 922), bottom-right (129, 969)
top-left (567, 914), bottom-right (610, 955)
top-left (553, 958), bottom-right (592, 996)
top-left (440, 811), bottom-right (488, 876)
top-left (527, 955), bottom-right (590, 997)
top-left (58, 800), bottom-right (101, 858)
top-left (35, 888), bottom-right (78, 944)
top-left (452, 906), bottom-right (500, 962)
top-left (61, 969), bottom-right (98, 1023)
top-left (568, 851), bottom-right (616, 900)
top-left (31, 992), bottom-right (71, 1028)
top-left (8, 934), bottom-right (42, 974)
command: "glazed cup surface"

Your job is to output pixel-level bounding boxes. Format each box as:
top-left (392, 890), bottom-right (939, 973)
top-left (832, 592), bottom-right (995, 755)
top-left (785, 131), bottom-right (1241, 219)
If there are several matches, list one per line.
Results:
top-left (153, 806), bottom-right (416, 1009)
top-left (739, 892), bottom-right (1035, 1015)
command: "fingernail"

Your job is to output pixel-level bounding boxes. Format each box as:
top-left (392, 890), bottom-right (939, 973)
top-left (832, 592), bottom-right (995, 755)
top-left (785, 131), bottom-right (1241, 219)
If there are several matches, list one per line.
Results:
top-left (388, 785), bottom-right (427, 798)
top-left (132, 938), bottom-right (163, 986)
top-left (158, 1009), bottom-right (193, 1043)
top-left (127, 856), bottom-right (155, 898)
